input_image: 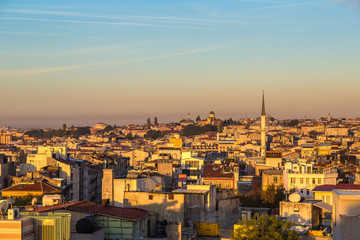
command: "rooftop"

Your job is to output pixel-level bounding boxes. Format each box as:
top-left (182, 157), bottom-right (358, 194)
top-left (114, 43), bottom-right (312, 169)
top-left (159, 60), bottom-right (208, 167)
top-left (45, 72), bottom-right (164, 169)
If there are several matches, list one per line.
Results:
top-left (35, 200), bottom-right (149, 221)
top-left (2, 181), bottom-right (61, 193)
top-left (312, 184), bottom-right (360, 192)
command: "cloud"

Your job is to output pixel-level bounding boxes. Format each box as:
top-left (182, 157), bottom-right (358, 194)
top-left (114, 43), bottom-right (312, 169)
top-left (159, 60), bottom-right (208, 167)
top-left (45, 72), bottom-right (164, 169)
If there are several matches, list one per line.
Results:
top-left (2, 9), bottom-right (216, 24)
top-left (332, 0), bottom-right (360, 7)
top-left (0, 47), bottom-right (224, 77)
top-left (0, 31), bottom-right (134, 40)
top-left (254, 2), bottom-right (314, 9)
top-left (0, 17), bottom-right (206, 29)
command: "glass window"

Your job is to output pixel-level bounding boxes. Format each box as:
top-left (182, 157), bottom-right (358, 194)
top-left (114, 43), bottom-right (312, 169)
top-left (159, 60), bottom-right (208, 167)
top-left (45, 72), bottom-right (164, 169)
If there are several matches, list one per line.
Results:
top-left (273, 176), bottom-right (278, 183)
top-left (300, 178), bottom-right (304, 184)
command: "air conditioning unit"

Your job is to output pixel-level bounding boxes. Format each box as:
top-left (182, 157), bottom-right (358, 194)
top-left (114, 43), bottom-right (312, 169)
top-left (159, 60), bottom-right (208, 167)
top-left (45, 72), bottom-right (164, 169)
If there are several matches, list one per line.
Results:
top-left (8, 208), bottom-right (20, 220)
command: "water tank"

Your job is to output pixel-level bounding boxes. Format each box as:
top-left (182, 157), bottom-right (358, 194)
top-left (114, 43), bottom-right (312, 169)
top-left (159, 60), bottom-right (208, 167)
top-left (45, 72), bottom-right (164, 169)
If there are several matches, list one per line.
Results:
top-left (289, 193), bottom-right (301, 203)
top-left (42, 194), bottom-right (62, 206)
top-left (76, 215), bottom-right (97, 233)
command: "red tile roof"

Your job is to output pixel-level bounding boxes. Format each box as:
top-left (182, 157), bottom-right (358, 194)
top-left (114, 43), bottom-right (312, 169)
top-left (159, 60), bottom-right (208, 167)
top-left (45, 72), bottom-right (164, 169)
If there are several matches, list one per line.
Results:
top-left (35, 200), bottom-right (149, 221)
top-left (312, 184), bottom-right (360, 192)
top-left (203, 164), bottom-right (233, 178)
top-left (2, 182), bottom-right (61, 193)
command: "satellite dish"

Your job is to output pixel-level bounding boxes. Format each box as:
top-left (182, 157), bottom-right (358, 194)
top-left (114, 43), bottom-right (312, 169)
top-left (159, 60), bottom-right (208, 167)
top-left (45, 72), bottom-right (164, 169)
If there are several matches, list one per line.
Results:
top-left (0, 201), bottom-right (8, 214)
top-left (31, 198), bottom-right (38, 206)
top-left (289, 193), bottom-right (301, 203)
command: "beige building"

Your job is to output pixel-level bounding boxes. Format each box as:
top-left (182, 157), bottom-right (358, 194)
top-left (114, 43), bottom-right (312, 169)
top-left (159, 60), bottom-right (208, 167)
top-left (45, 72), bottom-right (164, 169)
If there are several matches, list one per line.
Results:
top-left (332, 189), bottom-right (360, 240)
top-left (280, 200), bottom-right (322, 229)
top-left (0, 154), bottom-right (12, 188)
top-left (180, 152), bottom-right (205, 183)
top-left (27, 146), bottom-right (67, 171)
top-left (283, 162), bottom-right (338, 199)
top-left (262, 169), bottom-right (283, 190)
top-left (0, 133), bottom-right (12, 144)
top-left (102, 169), bottom-right (164, 207)
top-left (122, 149), bottom-right (149, 166)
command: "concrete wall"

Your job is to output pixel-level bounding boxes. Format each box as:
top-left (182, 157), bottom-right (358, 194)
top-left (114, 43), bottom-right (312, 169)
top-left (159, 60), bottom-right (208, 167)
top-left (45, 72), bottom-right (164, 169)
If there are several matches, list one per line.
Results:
top-left (70, 228), bottom-right (105, 240)
top-left (332, 192), bottom-right (360, 240)
top-left (124, 192), bottom-right (185, 223)
top-left (280, 202), bottom-right (317, 228)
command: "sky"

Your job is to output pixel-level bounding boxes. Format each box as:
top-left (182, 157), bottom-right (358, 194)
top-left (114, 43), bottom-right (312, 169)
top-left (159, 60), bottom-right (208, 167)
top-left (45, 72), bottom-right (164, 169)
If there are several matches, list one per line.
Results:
top-left (0, 0), bottom-right (360, 128)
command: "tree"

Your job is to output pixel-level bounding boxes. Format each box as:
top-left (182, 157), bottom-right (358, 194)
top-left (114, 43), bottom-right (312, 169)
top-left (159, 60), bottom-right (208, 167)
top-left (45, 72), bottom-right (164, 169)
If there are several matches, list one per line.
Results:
top-left (287, 119), bottom-right (299, 127)
top-left (125, 133), bottom-right (133, 140)
top-left (154, 117), bottom-right (158, 125)
top-left (181, 124), bottom-right (217, 137)
top-left (145, 130), bottom-right (163, 139)
top-left (238, 184), bottom-right (285, 209)
top-left (196, 116), bottom-right (201, 121)
top-left (231, 215), bottom-right (298, 240)
top-left (218, 122), bottom-right (224, 133)
top-left (146, 118), bottom-right (151, 125)
top-left (262, 184), bottom-right (286, 208)
top-left (238, 189), bottom-right (263, 208)
top-left (62, 124), bottom-right (67, 130)
top-left (308, 130), bottom-right (318, 139)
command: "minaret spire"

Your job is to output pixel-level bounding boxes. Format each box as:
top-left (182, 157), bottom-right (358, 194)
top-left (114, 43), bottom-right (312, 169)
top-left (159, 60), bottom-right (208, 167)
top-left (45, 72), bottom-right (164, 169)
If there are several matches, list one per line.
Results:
top-left (260, 91), bottom-right (266, 158)
top-left (261, 90), bottom-right (266, 116)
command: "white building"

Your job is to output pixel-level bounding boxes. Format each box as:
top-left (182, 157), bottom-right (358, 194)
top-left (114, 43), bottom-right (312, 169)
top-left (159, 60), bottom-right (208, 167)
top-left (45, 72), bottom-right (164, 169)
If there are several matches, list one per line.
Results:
top-left (283, 161), bottom-right (338, 199)
top-left (332, 189), bottom-right (360, 240)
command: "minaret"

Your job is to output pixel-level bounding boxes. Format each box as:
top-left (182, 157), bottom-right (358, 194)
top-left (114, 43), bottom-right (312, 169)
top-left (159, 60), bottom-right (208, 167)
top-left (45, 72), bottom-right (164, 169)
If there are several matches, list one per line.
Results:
top-left (261, 91), bottom-right (266, 158)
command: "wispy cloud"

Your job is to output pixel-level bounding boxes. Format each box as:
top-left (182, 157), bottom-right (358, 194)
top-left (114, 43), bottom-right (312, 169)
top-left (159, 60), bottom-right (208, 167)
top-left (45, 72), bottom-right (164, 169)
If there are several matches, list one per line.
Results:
top-left (0, 31), bottom-right (136, 40)
top-left (0, 17), bottom-right (206, 29)
top-left (332, 0), bottom-right (360, 7)
top-left (2, 9), bottom-right (216, 24)
top-left (250, 2), bottom-right (314, 9)
top-left (0, 47), bottom-right (224, 77)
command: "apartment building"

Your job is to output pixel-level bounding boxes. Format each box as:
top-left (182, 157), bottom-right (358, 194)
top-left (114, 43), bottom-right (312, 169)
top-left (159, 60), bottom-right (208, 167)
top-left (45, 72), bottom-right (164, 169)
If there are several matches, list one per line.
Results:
top-left (283, 161), bottom-right (338, 199)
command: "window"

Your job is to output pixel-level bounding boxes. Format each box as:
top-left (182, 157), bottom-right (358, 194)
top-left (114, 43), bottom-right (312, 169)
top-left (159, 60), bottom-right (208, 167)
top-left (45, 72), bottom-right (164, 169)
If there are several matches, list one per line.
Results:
top-left (273, 176), bottom-right (278, 183)
top-left (300, 178), bottom-right (304, 184)
top-left (168, 194), bottom-right (174, 200)
top-left (291, 178), bottom-right (295, 184)
top-left (140, 218), bottom-right (145, 232)
top-left (318, 178), bottom-right (322, 184)
top-left (148, 195), bottom-right (153, 200)
top-left (312, 178), bottom-right (316, 184)
top-left (293, 208), bottom-right (299, 212)
top-left (306, 178), bottom-right (309, 184)
top-left (306, 189), bottom-right (310, 195)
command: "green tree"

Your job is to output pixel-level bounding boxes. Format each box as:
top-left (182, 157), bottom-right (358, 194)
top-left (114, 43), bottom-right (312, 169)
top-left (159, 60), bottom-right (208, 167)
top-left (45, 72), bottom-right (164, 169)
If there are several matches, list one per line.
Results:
top-left (231, 215), bottom-right (298, 240)
top-left (145, 130), bottom-right (163, 139)
top-left (287, 119), bottom-right (299, 127)
top-left (218, 122), bottom-right (224, 133)
top-left (196, 116), bottom-right (201, 121)
top-left (308, 130), bottom-right (318, 139)
top-left (239, 189), bottom-right (263, 208)
top-left (154, 117), bottom-right (158, 125)
top-left (262, 184), bottom-right (286, 208)
top-left (125, 133), bottom-right (133, 140)
top-left (146, 118), bottom-right (151, 125)
top-left (62, 123), bottom-right (67, 130)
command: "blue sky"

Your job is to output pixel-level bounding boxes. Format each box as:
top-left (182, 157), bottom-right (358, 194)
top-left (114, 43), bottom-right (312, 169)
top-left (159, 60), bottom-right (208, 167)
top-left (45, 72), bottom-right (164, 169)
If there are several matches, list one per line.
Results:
top-left (0, 0), bottom-right (359, 127)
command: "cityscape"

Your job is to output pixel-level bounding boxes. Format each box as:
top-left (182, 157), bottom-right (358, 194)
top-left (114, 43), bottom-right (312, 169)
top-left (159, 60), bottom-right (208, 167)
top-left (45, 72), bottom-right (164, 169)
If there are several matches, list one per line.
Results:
top-left (1, 0), bottom-right (360, 240)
